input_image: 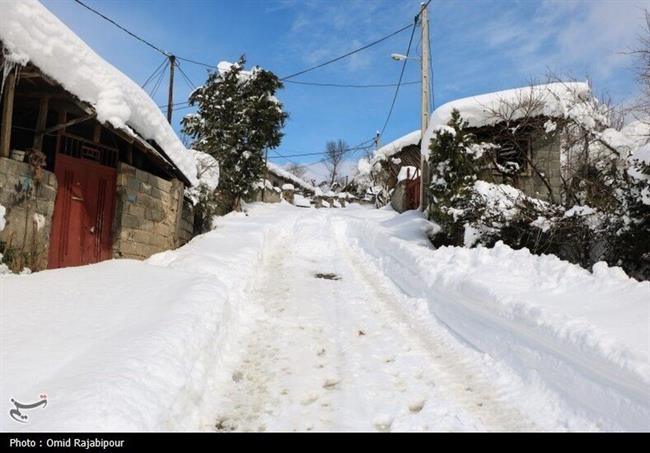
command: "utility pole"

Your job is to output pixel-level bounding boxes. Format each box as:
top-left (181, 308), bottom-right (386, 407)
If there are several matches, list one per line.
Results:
top-left (419, 3), bottom-right (430, 211)
top-left (262, 149), bottom-right (269, 202)
top-left (166, 54), bottom-right (176, 124)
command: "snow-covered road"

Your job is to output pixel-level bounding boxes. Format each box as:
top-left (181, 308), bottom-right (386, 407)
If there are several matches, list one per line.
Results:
top-left (200, 212), bottom-right (539, 431)
top-left (2, 203), bottom-right (648, 432)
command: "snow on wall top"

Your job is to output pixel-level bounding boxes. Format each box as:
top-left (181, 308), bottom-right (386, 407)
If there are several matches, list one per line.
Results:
top-left (267, 162), bottom-right (316, 193)
top-left (422, 81), bottom-right (591, 155)
top-left (0, 0), bottom-right (198, 185)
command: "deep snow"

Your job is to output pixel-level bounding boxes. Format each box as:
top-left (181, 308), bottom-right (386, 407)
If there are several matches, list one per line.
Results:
top-left (1, 204), bottom-right (648, 431)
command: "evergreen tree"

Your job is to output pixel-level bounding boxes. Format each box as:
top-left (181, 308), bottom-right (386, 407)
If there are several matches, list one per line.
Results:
top-left (182, 56), bottom-right (288, 211)
top-left (427, 109), bottom-right (488, 246)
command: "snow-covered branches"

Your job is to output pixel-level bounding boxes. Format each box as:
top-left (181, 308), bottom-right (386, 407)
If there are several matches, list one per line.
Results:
top-left (181, 56), bottom-right (288, 212)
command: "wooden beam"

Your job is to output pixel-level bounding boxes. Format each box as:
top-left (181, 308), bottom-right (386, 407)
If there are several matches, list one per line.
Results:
top-left (0, 69), bottom-right (16, 158)
top-left (33, 95), bottom-right (50, 151)
top-left (43, 113), bottom-right (95, 135)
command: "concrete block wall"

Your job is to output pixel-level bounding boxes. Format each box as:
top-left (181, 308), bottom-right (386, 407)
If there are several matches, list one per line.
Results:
top-left (112, 162), bottom-right (187, 260)
top-left (0, 157), bottom-right (57, 270)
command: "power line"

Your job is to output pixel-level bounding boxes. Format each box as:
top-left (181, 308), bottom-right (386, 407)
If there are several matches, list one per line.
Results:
top-left (72, 0), bottom-right (217, 68)
top-left (284, 80), bottom-right (420, 89)
top-left (149, 59), bottom-right (168, 98)
top-left (379, 17), bottom-right (417, 138)
top-left (141, 56), bottom-right (169, 89)
top-left (176, 55), bottom-right (215, 69)
top-left (280, 23), bottom-right (414, 81)
top-left (174, 61), bottom-right (197, 90)
top-left (72, 0), bottom-right (169, 56)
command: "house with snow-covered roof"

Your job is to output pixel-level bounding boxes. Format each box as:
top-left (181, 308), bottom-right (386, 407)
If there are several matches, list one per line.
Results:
top-left (251, 161), bottom-right (316, 206)
top-left (0, 0), bottom-right (200, 271)
top-left (367, 130), bottom-right (422, 212)
top-left (422, 81), bottom-right (594, 202)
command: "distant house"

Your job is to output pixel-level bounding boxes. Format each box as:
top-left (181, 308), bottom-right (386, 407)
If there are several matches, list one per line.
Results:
top-left (369, 130), bottom-right (422, 212)
top-left (422, 82), bottom-right (593, 203)
top-left (0, 1), bottom-right (198, 271)
top-left (252, 162), bottom-right (316, 205)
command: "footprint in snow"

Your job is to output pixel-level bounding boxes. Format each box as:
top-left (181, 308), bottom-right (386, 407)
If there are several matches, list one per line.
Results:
top-left (373, 415), bottom-right (394, 432)
top-left (322, 377), bottom-right (340, 389)
top-left (408, 399), bottom-right (426, 413)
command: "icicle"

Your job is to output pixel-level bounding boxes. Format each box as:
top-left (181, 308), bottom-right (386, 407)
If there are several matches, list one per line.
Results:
top-left (1, 51), bottom-right (17, 100)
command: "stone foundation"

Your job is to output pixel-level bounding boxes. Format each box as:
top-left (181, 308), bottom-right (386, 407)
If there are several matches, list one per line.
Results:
top-left (0, 157), bottom-right (57, 271)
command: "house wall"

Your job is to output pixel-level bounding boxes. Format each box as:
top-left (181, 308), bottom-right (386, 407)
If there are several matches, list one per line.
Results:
top-left (252, 188), bottom-right (282, 203)
top-left (518, 133), bottom-right (562, 201)
top-left (0, 157), bottom-right (57, 271)
top-left (111, 162), bottom-right (187, 260)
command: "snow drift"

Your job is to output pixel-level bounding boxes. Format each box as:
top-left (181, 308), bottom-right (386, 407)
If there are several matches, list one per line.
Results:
top-left (338, 209), bottom-right (650, 431)
top-left (0, 206), bottom-right (298, 431)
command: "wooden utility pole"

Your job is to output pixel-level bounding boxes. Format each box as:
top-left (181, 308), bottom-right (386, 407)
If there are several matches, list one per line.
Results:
top-left (0, 69), bottom-right (16, 158)
top-left (419, 2), bottom-right (430, 211)
top-left (166, 54), bottom-right (176, 124)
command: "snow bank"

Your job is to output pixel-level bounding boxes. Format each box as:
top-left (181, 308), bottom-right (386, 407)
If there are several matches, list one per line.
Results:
top-left (339, 211), bottom-right (650, 431)
top-left (0, 205), bottom-right (300, 431)
top-left (267, 162), bottom-right (315, 193)
top-left (422, 82), bottom-right (591, 155)
top-left (0, 0), bottom-right (197, 185)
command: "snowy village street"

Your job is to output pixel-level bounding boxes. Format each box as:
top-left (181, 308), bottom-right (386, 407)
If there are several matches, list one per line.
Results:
top-left (2, 0), bottom-right (650, 439)
top-left (199, 209), bottom-right (537, 432)
top-left (3, 203), bottom-right (648, 432)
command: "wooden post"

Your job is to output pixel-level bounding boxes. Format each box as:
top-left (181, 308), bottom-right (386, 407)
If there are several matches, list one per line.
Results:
top-left (93, 123), bottom-right (102, 143)
top-left (166, 55), bottom-right (176, 124)
top-left (127, 142), bottom-right (133, 165)
top-left (33, 96), bottom-right (50, 151)
top-left (1, 69), bottom-right (16, 158)
top-left (55, 111), bottom-right (66, 156)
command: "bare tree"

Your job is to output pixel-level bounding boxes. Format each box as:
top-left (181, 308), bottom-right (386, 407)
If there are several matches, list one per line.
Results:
top-left (324, 139), bottom-right (347, 186)
top-left (634, 10), bottom-right (650, 130)
top-left (285, 163), bottom-right (307, 179)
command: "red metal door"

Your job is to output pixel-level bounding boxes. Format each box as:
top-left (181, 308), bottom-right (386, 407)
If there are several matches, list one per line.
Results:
top-left (405, 176), bottom-right (421, 211)
top-left (48, 154), bottom-right (116, 269)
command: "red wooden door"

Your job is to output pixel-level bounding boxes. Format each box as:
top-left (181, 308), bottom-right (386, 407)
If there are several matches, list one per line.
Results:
top-left (48, 154), bottom-right (116, 269)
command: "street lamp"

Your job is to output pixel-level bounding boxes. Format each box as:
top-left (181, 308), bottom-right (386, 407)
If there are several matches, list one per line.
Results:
top-left (390, 53), bottom-right (419, 62)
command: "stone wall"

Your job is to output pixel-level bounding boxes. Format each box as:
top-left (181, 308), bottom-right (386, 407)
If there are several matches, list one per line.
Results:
top-left (112, 163), bottom-right (187, 260)
top-left (252, 187), bottom-right (282, 203)
top-left (176, 197), bottom-right (194, 246)
top-left (0, 157), bottom-right (57, 271)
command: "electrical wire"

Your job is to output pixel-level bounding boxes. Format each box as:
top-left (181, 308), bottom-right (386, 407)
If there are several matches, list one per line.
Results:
top-left (280, 23), bottom-right (414, 81)
top-left (379, 17), bottom-right (417, 138)
top-left (141, 56), bottom-right (169, 89)
top-left (284, 80), bottom-right (420, 89)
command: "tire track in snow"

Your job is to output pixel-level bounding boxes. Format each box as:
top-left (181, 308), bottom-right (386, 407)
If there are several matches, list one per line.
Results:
top-left (331, 215), bottom-right (539, 432)
top-left (207, 210), bottom-right (539, 431)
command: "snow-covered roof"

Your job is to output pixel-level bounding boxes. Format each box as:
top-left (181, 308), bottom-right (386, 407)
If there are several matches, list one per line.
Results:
top-left (422, 82), bottom-right (591, 155)
top-left (266, 162), bottom-right (316, 193)
top-left (374, 130), bottom-right (421, 162)
top-left (0, 0), bottom-right (198, 185)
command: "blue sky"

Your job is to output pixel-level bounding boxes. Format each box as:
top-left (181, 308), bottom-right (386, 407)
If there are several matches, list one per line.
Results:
top-left (42, 0), bottom-right (648, 182)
